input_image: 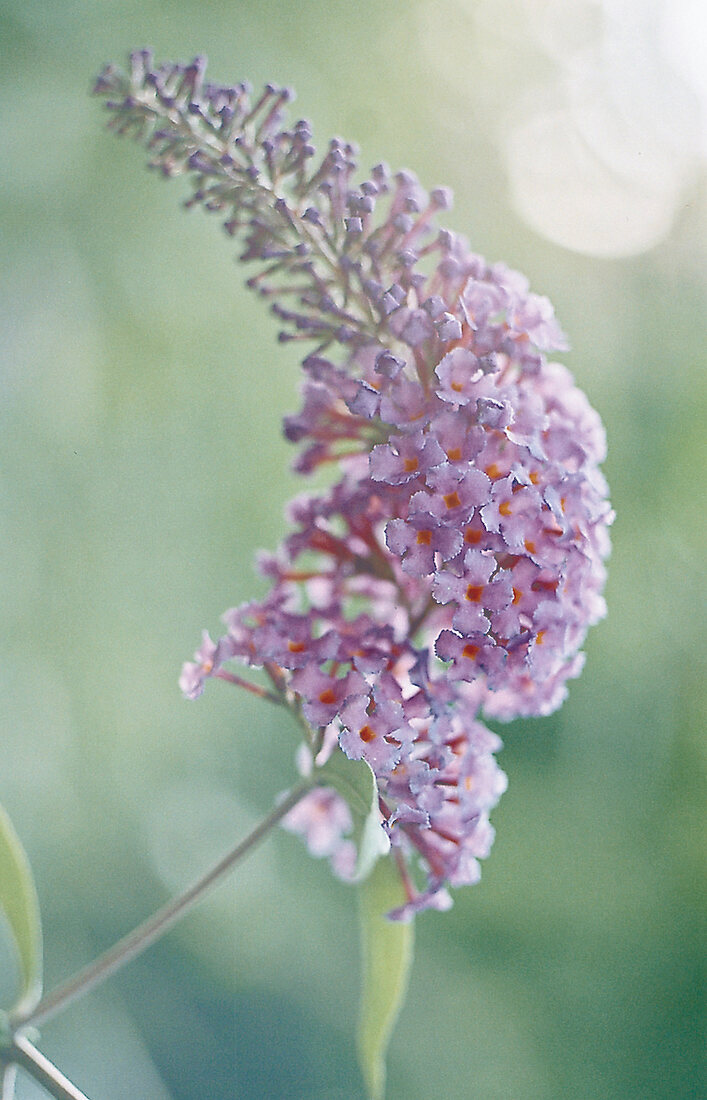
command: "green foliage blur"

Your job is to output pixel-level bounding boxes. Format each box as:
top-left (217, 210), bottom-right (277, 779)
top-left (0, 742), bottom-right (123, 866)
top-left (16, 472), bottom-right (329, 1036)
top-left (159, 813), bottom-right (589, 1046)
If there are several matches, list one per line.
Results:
top-left (1, 1), bottom-right (704, 1097)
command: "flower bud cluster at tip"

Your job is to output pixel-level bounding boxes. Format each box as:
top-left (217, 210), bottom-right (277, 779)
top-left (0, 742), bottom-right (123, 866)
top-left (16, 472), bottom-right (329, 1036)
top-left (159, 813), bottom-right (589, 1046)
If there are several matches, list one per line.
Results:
top-left (98, 54), bottom-right (613, 919)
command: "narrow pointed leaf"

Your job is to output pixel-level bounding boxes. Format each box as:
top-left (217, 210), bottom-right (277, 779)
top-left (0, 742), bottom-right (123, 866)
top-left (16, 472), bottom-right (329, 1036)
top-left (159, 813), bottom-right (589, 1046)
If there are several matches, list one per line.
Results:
top-left (357, 858), bottom-right (414, 1100)
top-left (316, 752), bottom-right (389, 882)
top-left (0, 804), bottom-right (42, 1018)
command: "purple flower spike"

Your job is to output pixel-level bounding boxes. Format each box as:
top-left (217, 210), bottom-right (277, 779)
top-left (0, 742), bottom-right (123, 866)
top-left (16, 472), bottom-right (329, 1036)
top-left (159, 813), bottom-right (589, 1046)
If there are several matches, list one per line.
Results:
top-left (99, 55), bottom-right (611, 916)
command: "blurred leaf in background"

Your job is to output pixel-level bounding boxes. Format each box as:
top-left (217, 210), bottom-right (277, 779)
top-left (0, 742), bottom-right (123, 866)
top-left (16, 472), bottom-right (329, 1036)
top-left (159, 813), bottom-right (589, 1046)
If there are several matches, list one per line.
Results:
top-left (0, 802), bottom-right (43, 1020)
top-left (1, 1), bottom-right (704, 1097)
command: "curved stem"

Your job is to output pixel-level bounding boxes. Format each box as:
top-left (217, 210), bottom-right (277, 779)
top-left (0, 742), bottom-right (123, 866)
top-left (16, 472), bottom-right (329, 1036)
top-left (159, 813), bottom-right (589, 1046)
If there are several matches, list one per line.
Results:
top-left (16, 780), bottom-right (313, 1031)
top-left (8, 1036), bottom-right (90, 1100)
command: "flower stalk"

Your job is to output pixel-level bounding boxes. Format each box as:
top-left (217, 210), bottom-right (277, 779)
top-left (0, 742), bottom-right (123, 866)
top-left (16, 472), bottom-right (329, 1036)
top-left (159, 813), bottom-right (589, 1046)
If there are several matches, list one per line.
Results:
top-left (14, 779), bottom-right (314, 1032)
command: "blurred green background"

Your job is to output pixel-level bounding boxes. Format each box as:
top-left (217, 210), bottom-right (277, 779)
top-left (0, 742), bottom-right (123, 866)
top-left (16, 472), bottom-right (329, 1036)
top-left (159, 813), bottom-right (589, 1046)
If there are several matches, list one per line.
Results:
top-left (1, 1), bottom-right (705, 1097)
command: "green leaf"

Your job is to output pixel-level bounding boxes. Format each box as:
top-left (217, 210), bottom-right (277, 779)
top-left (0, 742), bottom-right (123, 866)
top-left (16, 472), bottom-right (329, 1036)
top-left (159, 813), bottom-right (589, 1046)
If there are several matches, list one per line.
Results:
top-left (0, 803), bottom-right (42, 1019)
top-left (357, 858), bottom-right (414, 1100)
top-left (316, 751), bottom-right (388, 882)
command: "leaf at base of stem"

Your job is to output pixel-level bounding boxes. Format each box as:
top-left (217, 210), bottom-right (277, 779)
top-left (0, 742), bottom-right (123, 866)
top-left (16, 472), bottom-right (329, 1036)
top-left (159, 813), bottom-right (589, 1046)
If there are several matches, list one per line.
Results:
top-left (357, 858), bottom-right (414, 1100)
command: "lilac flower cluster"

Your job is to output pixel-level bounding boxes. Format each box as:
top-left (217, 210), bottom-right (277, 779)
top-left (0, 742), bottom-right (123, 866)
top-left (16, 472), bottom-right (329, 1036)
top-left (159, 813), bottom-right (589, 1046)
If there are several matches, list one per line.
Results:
top-left (97, 54), bottom-right (612, 919)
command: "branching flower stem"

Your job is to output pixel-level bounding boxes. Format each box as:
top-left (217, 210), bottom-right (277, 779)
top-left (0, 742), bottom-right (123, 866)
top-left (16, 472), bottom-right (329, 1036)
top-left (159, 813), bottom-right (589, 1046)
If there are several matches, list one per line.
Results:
top-left (4, 1036), bottom-right (90, 1100)
top-left (130, 81), bottom-right (366, 315)
top-left (213, 667), bottom-right (285, 703)
top-left (14, 779), bottom-right (314, 1032)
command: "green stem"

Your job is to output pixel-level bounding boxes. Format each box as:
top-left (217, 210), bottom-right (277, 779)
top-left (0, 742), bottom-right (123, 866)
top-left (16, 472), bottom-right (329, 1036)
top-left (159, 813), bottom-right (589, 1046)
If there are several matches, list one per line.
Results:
top-left (1, 1062), bottom-right (17, 1100)
top-left (7, 1036), bottom-right (90, 1100)
top-left (15, 780), bottom-right (313, 1031)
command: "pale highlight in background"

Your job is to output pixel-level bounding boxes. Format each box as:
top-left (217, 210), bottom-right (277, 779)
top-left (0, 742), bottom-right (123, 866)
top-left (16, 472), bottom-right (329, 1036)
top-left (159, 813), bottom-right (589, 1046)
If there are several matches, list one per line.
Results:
top-left (419, 0), bottom-right (706, 257)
